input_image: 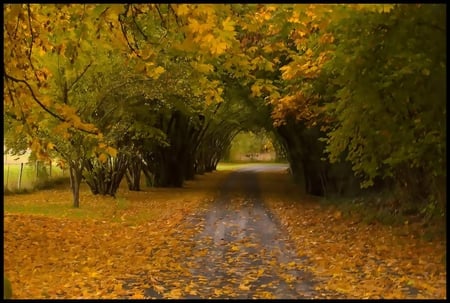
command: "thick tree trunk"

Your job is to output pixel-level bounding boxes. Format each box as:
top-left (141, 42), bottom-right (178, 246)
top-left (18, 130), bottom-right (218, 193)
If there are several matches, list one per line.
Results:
top-left (84, 154), bottom-right (128, 197)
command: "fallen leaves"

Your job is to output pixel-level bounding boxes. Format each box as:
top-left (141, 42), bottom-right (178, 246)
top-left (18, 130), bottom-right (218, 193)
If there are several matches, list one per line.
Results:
top-left (4, 167), bottom-right (446, 299)
top-left (259, 170), bottom-right (447, 299)
top-left (3, 171), bottom-right (232, 299)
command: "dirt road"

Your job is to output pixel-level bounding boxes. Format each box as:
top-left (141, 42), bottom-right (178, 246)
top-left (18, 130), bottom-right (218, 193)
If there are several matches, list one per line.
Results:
top-left (143, 164), bottom-right (327, 299)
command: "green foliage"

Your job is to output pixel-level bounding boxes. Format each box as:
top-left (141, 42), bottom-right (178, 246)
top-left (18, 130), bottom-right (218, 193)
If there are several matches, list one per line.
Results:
top-left (34, 176), bottom-right (70, 191)
top-left (3, 4), bottom-right (446, 214)
top-left (228, 130), bottom-right (274, 161)
top-left (320, 4), bottom-right (446, 205)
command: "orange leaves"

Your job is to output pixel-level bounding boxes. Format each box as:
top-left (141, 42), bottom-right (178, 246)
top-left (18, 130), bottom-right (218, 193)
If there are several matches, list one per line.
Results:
top-left (259, 171), bottom-right (447, 299)
top-left (271, 92), bottom-right (321, 127)
top-left (175, 4), bottom-right (191, 16)
top-left (4, 170), bottom-right (231, 299)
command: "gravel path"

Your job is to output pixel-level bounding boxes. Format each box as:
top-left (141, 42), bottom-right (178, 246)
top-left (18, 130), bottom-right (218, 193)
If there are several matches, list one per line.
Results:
top-left (144, 164), bottom-right (326, 299)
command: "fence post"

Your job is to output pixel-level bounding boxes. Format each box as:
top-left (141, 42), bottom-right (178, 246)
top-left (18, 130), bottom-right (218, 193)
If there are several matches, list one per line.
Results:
top-left (49, 160), bottom-right (52, 178)
top-left (36, 160), bottom-right (39, 182)
top-left (6, 164), bottom-right (10, 189)
top-left (18, 163), bottom-right (24, 190)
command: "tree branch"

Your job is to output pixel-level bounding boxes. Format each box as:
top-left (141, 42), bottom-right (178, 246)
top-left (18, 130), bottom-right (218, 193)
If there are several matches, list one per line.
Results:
top-left (68, 61), bottom-right (93, 92)
top-left (4, 69), bottom-right (66, 122)
top-left (131, 5), bottom-right (149, 40)
top-left (168, 4), bottom-right (183, 27)
top-left (27, 4), bottom-right (40, 82)
top-left (154, 4), bottom-right (166, 29)
top-left (416, 21), bottom-right (445, 33)
top-left (4, 69), bottom-right (99, 135)
top-left (119, 5), bottom-right (142, 57)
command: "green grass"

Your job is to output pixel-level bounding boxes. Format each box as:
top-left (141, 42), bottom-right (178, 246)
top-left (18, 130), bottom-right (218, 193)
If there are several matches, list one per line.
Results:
top-left (216, 161), bottom-right (288, 171)
top-left (4, 194), bottom-right (121, 221)
top-left (4, 202), bottom-right (86, 219)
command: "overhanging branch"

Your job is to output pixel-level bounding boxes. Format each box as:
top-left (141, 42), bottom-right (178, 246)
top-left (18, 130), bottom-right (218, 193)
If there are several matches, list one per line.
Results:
top-left (4, 69), bottom-right (66, 122)
top-left (4, 69), bottom-right (99, 135)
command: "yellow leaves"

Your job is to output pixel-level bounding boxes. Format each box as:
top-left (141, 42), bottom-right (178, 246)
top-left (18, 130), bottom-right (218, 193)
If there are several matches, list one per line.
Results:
top-left (288, 11), bottom-right (302, 24)
top-left (191, 62), bottom-right (214, 73)
top-left (165, 288), bottom-right (183, 299)
top-left (257, 268), bottom-right (265, 277)
top-left (187, 17), bottom-right (213, 35)
top-left (132, 293), bottom-right (146, 299)
top-left (287, 261), bottom-right (297, 269)
top-left (259, 171), bottom-right (447, 299)
top-left (4, 143), bottom-right (236, 300)
top-left (230, 245), bottom-right (240, 252)
top-left (262, 44), bottom-right (273, 54)
top-left (222, 17), bottom-right (235, 32)
top-left (250, 80), bottom-right (277, 98)
top-left (238, 283), bottom-right (251, 291)
top-left (153, 284), bottom-right (165, 294)
top-left (333, 210), bottom-right (342, 220)
top-left (105, 4), bottom-right (124, 23)
top-left (319, 33), bottom-right (335, 44)
top-left (175, 4), bottom-right (191, 16)
top-left (280, 64), bottom-right (294, 81)
top-left (210, 41), bottom-right (228, 56)
top-left (89, 271), bottom-right (100, 279)
top-left (105, 146), bottom-right (117, 157)
top-left (196, 78), bottom-right (224, 104)
top-left (251, 84), bottom-right (261, 97)
top-left (187, 17), bottom-right (200, 34)
top-left (30, 138), bottom-right (42, 154)
top-left (111, 283), bottom-right (123, 293)
top-left (98, 153), bottom-right (108, 163)
top-left (146, 65), bottom-right (166, 80)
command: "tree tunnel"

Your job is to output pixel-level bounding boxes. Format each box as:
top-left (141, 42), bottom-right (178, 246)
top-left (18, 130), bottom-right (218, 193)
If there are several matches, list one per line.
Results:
top-left (4, 4), bottom-right (445, 209)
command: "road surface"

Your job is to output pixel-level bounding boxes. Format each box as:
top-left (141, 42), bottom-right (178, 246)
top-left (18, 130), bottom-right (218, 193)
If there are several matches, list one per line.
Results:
top-left (143, 164), bottom-right (328, 299)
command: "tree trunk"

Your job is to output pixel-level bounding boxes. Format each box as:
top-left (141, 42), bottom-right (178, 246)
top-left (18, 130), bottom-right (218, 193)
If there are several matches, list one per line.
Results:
top-left (125, 154), bottom-right (142, 191)
top-left (69, 161), bottom-right (83, 208)
top-left (84, 154), bottom-right (128, 197)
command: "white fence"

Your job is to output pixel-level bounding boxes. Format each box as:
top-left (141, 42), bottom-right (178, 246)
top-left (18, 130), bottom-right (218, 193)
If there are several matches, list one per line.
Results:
top-left (4, 159), bottom-right (68, 191)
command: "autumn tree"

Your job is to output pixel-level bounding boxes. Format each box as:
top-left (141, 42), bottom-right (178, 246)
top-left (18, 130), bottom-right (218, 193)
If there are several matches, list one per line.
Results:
top-left (4, 3), bottom-right (445, 215)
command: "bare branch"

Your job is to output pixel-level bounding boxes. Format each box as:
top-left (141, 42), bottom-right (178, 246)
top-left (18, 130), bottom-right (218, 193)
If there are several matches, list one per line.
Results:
top-left (26, 4), bottom-right (40, 82)
top-left (119, 5), bottom-right (142, 56)
top-left (131, 5), bottom-right (149, 40)
top-left (68, 61), bottom-right (93, 92)
top-left (168, 4), bottom-right (183, 27)
top-left (13, 6), bottom-right (21, 38)
top-left (154, 4), bottom-right (166, 29)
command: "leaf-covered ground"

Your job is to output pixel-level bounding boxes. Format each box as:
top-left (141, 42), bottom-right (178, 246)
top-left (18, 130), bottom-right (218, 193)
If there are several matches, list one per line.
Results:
top-left (3, 171), bottom-right (227, 299)
top-left (4, 164), bottom-right (446, 299)
top-left (259, 169), bottom-right (447, 299)
top-left (140, 165), bottom-right (333, 299)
